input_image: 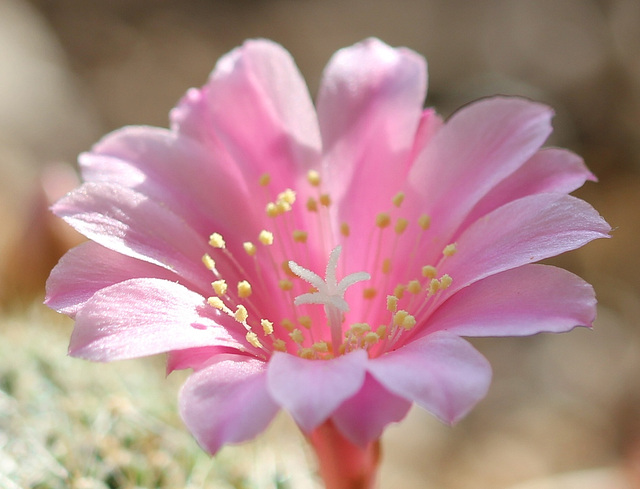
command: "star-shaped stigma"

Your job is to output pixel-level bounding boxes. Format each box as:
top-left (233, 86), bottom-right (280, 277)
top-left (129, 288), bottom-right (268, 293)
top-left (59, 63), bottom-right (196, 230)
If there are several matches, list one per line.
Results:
top-left (289, 246), bottom-right (371, 353)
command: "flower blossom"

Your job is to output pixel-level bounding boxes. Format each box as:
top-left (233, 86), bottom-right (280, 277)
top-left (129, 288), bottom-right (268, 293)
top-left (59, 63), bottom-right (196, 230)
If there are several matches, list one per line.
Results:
top-left (46, 38), bottom-right (610, 454)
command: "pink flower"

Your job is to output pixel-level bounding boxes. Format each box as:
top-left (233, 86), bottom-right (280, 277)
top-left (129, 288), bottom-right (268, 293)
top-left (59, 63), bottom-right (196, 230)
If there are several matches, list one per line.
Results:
top-left (46, 38), bottom-right (610, 456)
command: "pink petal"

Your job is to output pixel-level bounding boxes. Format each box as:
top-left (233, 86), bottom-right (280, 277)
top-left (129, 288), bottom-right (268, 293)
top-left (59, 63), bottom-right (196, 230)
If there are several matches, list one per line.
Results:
top-left (317, 38), bottom-right (427, 255)
top-left (368, 331), bottom-right (491, 424)
top-left (267, 350), bottom-right (368, 432)
top-left (70, 278), bottom-right (244, 361)
top-left (52, 182), bottom-right (210, 287)
top-left (45, 241), bottom-right (179, 317)
top-left (425, 264), bottom-right (596, 337)
top-left (408, 97), bottom-right (554, 253)
top-left (439, 193), bottom-right (610, 299)
top-left (80, 126), bottom-right (263, 240)
top-left (331, 373), bottom-right (411, 447)
top-left (166, 346), bottom-right (242, 374)
top-left (179, 356), bottom-right (279, 454)
top-left (458, 148), bottom-right (596, 233)
top-left (206, 39), bottom-right (321, 186)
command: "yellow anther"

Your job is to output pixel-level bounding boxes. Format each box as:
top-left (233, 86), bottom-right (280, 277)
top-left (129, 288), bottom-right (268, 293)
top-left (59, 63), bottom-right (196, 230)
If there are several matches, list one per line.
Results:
top-left (306, 197), bottom-right (318, 212)
top-left (212, 280), bottom-right (227, 296)
top-left (408, 280), bottom-right (422, 295)
top-left (376, 325), bottom-right (388, 339)
top-left (290, 329), bottom-right (304, 344)
top-left (237, 280), bottom-right (252, 298)
top-left (350, 323), bottom-right (371, 336)
top-left (209, 232), bottom-right (225, 249)
top-left (387, 295), bottom-right (398, 313)
top-left (261, 319), bottom-right (274, 335)
top-left (279, 279), bottom-right (293, 291)
top-left (363, 287), bottom-right (377, 299)
top-left (381, 258), bottom-right (392, 274)
top-left (281, 319), bottom-right (295, 332)
top-left (293, 230), bottom-right (308, 243)
top-left (340, 222), bottom-right (350, 237)
top-left (421, 265), bottom-right (437, 279)
top-left (393, 310), bottom-right (409, 327)
top-left (298, 315), bottom-right (312, 329)
top-left (428, 278), bottom-right (441, 295)
top-left (202, 254), bottom-right (216, 270)
top-left (234, 305), bottom-right (248, 323)
top-left (207, 297), bottom-right (225, 310)
top-left (278, 188), bottom-right (296, 205)
top-left (266, 202), bottom-right (280, 217)
top-left (338, 343), bottom-right (347, 355)
top-left (376, 212), bottom-right (391, 228)
top-left (307, 169), bottom-right (321, 187)
top-left (401, 314), bottom-right (417, 330)
top-left (298, 348), bottom-right (315, 359)
top-left (394, 217), bottom-right (409, 234)
top-left (243, 241), bottom-right (257, 256)
top-left (259, 173), bottom-right (271, 186)
top-left (364, 332), bottom-right (380, 346)
top-left (312, 341), bottom-right (329, 352)
top-left (439, 274), bottom-right (453, 289)
top-left (272, 338), bottom-right (287, 352)
top-left (319, 194), bottom-right (331, 207)
top-left (259, 230), bottom-right (274, 245)
top-left (246, 332), bottom-right (262, 349)
top-left (392, 192), bottom-right (405, 207)
top-left (281, 261), bottom-right (296, 277)
top-left (443, 243), bottom-right (457, 257)
top-left (276, 200), bottom-right (291, 214)
top-left (393, 284), bottom-right (406, 299)
top-left (418, 214), bottom-right (431, 230)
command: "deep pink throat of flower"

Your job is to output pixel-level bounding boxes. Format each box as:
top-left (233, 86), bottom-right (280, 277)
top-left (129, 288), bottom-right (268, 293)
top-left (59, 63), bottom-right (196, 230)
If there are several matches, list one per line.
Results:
top-left (46, 38), bottom-right (610, 452)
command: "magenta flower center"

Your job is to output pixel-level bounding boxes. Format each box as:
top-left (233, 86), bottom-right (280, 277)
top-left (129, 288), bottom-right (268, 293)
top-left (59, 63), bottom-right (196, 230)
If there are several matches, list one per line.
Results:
top-left (201, 170), bottom-right (456, 361)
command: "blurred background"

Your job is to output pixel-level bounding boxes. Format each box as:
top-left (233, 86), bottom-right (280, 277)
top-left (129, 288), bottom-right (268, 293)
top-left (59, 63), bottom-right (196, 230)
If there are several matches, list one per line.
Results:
top-left (0, 0), bottom-right (638, 488)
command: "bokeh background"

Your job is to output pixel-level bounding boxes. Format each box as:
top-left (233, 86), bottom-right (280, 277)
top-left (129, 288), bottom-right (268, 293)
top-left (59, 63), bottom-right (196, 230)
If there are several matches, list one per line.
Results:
top-left (1, 0), bottom-right (639, 488)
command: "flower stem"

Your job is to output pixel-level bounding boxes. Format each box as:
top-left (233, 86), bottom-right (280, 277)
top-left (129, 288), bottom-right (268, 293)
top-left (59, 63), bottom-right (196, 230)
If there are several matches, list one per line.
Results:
top-left (308, 420), bottom-right (381, 489)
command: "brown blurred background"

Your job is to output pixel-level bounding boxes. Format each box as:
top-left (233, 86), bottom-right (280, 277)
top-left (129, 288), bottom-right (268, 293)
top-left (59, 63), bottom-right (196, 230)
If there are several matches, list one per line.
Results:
top-left (0, 0), bottom-right (638, 488)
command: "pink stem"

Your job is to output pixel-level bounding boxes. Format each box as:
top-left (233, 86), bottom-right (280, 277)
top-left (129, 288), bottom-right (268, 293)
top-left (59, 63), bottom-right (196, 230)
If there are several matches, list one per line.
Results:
top-left (308, 420), bottom-right (381, 489)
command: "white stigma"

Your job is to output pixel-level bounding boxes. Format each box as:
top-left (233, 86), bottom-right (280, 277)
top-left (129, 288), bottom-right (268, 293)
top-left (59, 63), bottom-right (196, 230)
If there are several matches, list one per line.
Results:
top-left (289, 246), bottom-right (370, 353)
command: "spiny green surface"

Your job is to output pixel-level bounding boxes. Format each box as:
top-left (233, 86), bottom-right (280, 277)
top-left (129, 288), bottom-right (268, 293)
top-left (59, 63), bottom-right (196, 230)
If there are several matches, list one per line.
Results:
top-left (0, 307), bottom-right (318, 489)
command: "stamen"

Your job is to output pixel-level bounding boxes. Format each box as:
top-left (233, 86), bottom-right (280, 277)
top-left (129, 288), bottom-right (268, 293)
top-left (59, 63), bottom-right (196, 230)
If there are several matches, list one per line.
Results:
top-left (259, 173), bottom-right (271, 186)
top-left (272, 339), bottom-right (287, 352)
top-left (422, 265), bottom-right (437, 278)
top-left (298, 316), bottom-right (312, 329)
top-left (307, 197), bottom-right (318, 212)
top-left (418, 215), bottom-right (431, 230)
top-left (376, 213), bottom-right (391, 228)
top-left (202, 254), bottom-right (216, 270)
top-left (443, 243), bottom-right (457, 257)
top-left (381, 258), bottom-right (392, 274)
top-left (394, 218), bottom-right (408, 234)
top-left (340, 222), bottom-right (350, 237)
top-left (407, 280), bottom-right (422, 295)
top-left (281, 319), bottom-right (295, 332)
top-left (237, 280), bottom-right (252, 298)
top-left (307, 170), bottom-right (321, 187)
top-left (290, 329), bottom-right (304, 344)
top-left (293, 230), bottom-right (308, 243)
top-left (279, 279), bottom-right (293, 291)
top-left (440, 274), bottom-right (453, 289)
top-left (261, 319), bottom-right (274, 335)
top-left (259, 230), bottom-right (274, 245)
top-left (243, 242), bottom-right (257, 256)
top-left (212, 280), bottom-right (227, 296)
top-left (234, 305), bottom-right (248, 323)
top-left (209, 233), bottom-right (226, 249)
top-left (392, 192), bottom-right (405, 207)
top-left (386, 295), bottom-right (398, 312)
top-left (246, 332), bottom-right (262, 348)
top-left (363, 287), bottom-right (377, 299)
top-left (319, 194), bottom-right (331, 207)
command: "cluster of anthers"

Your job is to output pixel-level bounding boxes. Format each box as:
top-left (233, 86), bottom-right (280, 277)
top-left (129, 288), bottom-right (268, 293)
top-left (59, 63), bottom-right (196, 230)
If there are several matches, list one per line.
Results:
top-left (200, 170), bottom-right (457, 361)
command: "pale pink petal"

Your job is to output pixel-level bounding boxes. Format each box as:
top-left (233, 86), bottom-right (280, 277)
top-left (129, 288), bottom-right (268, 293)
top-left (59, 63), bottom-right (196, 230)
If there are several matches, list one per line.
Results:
top-left (331, 373), bottom-right (411, 447)
top-left (179, 356), bottom-right (279, 454)
top-left (368, 331), bottom-right (491, 424)
top-left (267, 350), bottom-right (368, 432)
top-left (439, 193), bottom-right (610, 300)
top-left (52, 182), bottom-right (210, 287)
top-left (317, 38), bottom-right (427, 253)
top-left (45, 241), bottom-right (179, 317)
top-left (70, 278), bottom-right (245, 361)
top-left (80, 126), bottom-right (263, 239)
top-left (424, 264), bottom-right (596, 337)
top-left (408, 97), bottom-right (554, 253)
top-left (458, 148), bottom-right (596, 233)
top-left (206, 39), bottom-right (321, 186)
top-left (166, 346), bottom-right (242, 373)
